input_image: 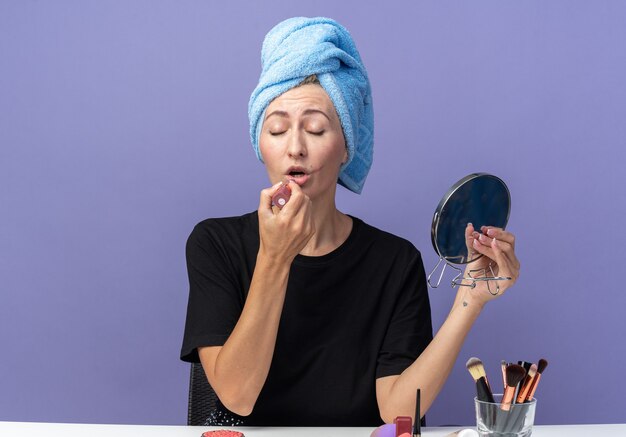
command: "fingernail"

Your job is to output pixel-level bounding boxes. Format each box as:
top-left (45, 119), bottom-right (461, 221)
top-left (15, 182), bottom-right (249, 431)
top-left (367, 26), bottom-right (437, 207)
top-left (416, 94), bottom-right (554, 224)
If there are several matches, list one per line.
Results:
top-left (479, 234), bottom-right (487, 242)
top-left (467, 222), bottom-right (472, 227)
top-left (473, 239), bottom-right (479, 246)
top-left (472, 231), bottom-right (480, 238)
top-left (487, 228), bottom-right (495, 236)
top-left (491, 237), bottom-right (498, 247)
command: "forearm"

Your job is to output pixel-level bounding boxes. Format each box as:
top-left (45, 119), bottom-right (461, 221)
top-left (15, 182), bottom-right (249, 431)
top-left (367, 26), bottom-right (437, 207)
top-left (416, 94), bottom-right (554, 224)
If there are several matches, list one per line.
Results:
top-left (381, 225), bottom-right (519, 421)
top-left (206, 252), bottom-right (291, 415)
top-left (379, 292), bottom-right (483, 422)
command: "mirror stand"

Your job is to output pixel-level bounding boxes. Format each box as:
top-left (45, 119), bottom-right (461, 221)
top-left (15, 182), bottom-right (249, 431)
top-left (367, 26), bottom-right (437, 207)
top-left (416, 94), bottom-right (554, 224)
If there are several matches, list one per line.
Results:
top-left (427, 256), bottom-right (511, 295)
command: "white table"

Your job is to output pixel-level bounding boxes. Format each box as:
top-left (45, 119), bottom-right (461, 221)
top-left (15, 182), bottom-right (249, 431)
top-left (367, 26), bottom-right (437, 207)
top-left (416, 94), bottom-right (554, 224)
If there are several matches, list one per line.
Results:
top-left (1, 421), bottom-right (626, 436)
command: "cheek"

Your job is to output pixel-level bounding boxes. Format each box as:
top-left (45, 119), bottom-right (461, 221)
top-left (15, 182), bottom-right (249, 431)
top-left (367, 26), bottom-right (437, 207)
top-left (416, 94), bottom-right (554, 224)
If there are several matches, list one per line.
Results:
top-left (259, 136), bottom-right (274, 163)
top-left (330, 136), bottom-right (347, 165)
top-left (258, 121), bottom-right (276, 161)
top-left (259, 138), bottom-right (284, 178)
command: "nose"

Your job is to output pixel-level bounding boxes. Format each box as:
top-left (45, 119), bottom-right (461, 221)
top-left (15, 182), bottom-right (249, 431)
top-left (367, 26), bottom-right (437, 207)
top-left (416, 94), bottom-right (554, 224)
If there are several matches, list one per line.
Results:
top-left (287, 130), bottom-right (307, 158)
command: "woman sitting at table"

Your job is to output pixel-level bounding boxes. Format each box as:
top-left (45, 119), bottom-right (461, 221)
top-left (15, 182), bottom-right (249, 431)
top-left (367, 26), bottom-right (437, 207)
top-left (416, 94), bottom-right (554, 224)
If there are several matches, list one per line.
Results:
top-left (180, 16), bottom-right (520, 427)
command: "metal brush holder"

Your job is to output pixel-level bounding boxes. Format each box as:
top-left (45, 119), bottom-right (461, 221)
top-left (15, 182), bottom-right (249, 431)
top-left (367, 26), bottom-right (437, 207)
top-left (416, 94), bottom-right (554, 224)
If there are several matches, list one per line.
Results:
top-left (427, 173), bottom-right (512, 291)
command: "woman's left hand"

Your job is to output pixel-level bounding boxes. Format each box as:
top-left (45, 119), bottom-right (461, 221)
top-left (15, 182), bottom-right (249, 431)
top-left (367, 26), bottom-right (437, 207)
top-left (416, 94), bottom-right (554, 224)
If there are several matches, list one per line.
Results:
top-left (462, 223), bottom-right (520, 305)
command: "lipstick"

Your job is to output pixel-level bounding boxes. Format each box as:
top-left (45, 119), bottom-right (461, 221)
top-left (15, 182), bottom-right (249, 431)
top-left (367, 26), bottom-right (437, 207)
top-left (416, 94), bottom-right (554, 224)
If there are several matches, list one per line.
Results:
top-left (394, 416), bottom-right (412, 437)
top-left (271, 179), bottom-right (292, 209)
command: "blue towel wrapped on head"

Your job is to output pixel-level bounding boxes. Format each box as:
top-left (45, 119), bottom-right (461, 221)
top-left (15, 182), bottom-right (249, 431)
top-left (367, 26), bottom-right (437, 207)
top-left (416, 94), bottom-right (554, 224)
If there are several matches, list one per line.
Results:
top-left (248, 17), bottom-right (374, 194)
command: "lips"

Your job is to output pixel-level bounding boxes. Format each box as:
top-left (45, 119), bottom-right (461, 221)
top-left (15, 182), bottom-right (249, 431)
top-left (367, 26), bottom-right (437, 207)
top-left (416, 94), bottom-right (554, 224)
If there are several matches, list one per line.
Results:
top-left (285, 166), bottom-right (310, 185)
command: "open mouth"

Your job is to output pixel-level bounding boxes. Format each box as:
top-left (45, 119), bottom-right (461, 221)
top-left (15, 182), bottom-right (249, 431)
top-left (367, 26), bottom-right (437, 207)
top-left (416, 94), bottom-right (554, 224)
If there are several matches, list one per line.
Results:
top-left (287, 167), bottom-right (308, 178)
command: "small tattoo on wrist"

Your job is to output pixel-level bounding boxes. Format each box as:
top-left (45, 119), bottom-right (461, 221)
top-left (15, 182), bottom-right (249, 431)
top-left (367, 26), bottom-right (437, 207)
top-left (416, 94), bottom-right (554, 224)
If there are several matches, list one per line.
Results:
top-left (463, 301), bottom-right (468, 307)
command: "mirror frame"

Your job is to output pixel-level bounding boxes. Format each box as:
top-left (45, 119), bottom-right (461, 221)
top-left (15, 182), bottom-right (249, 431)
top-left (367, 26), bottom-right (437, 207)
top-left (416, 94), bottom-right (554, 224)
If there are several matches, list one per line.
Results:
top-left (430, 173), bottom-right (511, 265)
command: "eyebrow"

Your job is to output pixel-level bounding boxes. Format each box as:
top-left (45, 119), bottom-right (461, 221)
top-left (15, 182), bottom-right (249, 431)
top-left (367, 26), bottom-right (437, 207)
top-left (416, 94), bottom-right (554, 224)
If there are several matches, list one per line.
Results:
top-left (265, 108), bottom-right (331, 121)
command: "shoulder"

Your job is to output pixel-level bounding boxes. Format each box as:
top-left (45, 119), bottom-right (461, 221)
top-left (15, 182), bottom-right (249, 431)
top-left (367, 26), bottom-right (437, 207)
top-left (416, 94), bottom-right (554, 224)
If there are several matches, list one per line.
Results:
top-left (187, 211), bottom-right (258, 253)
top-left (351, 215), bottom-right (422, 261)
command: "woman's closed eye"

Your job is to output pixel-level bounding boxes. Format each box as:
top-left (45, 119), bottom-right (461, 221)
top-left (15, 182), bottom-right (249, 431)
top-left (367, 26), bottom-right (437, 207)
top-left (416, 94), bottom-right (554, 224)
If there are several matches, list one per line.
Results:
top-left (268, 124), bottom-right (288, 136)
top-left (304, 121), bottom-right (326, 136)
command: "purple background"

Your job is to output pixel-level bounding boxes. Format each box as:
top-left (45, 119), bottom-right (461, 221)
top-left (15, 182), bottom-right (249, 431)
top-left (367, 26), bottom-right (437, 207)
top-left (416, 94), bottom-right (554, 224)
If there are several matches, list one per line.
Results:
top-left (2, 0), bottom-right (625, 427)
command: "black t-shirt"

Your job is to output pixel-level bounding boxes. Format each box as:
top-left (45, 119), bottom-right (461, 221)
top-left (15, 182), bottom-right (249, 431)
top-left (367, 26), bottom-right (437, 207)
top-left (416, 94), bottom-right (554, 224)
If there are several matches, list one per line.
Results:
top-left (180, 212), bottom-right (433, 426)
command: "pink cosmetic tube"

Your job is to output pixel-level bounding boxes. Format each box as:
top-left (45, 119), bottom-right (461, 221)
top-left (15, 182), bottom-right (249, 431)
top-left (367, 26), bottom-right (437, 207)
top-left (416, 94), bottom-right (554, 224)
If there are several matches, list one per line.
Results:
top-left (271, 181), bottom-right (292, 209)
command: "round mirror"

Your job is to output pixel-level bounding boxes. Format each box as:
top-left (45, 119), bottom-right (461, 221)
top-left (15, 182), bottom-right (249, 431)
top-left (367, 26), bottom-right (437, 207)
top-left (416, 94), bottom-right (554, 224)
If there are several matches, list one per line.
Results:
top-left (431, 173), bottom-right (511, 265)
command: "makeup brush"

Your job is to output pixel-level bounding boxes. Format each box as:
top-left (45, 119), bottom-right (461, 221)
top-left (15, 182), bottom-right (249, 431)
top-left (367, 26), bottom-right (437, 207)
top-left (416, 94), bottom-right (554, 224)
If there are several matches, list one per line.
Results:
top-left (466, 357), bottom-right (495, 403)
top-left (466, 357), bottom-right (491, 389)
top-left (501, 365), bottom-right (526, 411)
top-left (525, 358), bottom-right (548, 402)
top-left (501, 361), bottom-right (507, 392)
top-left (516, 361), bottom-right (532, 398)
top-left (515, 363), bottom-right (537, 404)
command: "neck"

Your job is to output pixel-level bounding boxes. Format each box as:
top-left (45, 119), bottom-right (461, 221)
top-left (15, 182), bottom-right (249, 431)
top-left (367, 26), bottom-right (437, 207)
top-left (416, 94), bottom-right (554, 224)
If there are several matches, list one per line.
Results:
top-left (299, 194), bottom-right (352, 257)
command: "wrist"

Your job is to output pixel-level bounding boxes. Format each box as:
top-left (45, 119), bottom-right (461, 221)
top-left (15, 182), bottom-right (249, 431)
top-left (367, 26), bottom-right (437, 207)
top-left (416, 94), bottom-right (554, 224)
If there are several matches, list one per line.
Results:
top-left (455, 288), bottom-right (486, 314)
top-left (249, 250), bottom-right (292, 300)
top-left (256, 247), bottom-right (293, 272)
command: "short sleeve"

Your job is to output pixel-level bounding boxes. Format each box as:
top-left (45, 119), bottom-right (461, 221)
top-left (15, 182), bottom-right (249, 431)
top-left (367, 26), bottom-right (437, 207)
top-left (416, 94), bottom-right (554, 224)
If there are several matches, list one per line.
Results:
top-left (376, 251), bottom-right (433, 378)
top-left (180, 223), bottom-right (244, 363)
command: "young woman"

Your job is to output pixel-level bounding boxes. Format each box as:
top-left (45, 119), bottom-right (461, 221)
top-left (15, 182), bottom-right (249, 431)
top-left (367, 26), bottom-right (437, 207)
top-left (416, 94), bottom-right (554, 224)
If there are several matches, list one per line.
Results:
top-left (181, 17), bottom-right (520, 427)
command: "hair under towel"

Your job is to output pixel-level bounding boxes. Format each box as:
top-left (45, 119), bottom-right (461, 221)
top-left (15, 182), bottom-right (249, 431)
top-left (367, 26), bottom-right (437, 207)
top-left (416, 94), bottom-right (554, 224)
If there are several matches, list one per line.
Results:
top-left (248, 17), bottom-right (374, 194)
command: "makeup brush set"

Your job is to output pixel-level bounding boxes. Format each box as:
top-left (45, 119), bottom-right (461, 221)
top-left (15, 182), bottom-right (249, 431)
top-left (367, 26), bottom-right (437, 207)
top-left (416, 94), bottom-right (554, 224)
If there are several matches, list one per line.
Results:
top-left (466, 357), bottom-right (548, 436)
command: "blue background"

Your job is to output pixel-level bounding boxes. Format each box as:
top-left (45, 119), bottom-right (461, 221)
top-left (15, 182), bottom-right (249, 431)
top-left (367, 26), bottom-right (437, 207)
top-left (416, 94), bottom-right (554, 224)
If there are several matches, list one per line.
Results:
top-left (2, 0), bottom-right (625, 426)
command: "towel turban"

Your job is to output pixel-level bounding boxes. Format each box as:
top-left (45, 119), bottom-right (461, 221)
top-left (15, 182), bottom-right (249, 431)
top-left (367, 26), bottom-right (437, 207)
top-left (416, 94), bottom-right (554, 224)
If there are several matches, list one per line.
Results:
top-left (248, 17), bottom-right (374, 194)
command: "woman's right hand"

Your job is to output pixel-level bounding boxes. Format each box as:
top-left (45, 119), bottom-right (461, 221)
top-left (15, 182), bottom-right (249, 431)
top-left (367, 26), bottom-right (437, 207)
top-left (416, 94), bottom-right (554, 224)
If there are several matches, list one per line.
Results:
top-left (257, 180), bottom-right (315, 264)
top-left (203, 179), bottom-right (313, 416)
